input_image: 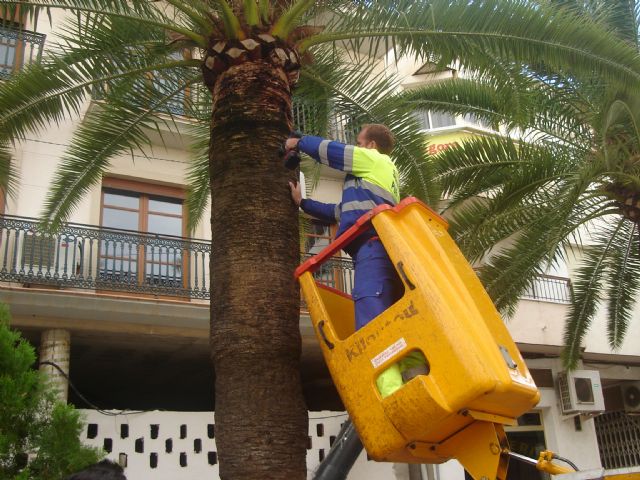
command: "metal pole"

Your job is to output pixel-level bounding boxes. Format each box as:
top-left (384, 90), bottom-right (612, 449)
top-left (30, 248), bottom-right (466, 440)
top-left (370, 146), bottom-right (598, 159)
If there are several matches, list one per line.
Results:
top-left (312, 420), bottom-right (364, 480)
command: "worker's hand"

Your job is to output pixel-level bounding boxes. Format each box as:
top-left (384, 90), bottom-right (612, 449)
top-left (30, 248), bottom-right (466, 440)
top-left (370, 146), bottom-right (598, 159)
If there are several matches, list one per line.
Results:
top-left (285, 137), bottom-right (300, 151)
top-left (289, 181), bottom-right (302, 207)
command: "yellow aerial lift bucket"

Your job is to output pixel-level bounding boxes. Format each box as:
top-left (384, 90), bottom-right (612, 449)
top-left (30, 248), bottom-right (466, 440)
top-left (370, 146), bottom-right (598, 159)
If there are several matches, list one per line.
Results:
top-left (295, 198), bottom-right (540, 480)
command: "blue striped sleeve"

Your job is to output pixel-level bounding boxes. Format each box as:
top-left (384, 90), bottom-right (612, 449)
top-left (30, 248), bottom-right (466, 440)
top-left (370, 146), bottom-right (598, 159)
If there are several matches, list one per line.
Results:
top-left (298, 135), bottom-right (356, 173)
top-left (300, 198), bottom-right (339, 224)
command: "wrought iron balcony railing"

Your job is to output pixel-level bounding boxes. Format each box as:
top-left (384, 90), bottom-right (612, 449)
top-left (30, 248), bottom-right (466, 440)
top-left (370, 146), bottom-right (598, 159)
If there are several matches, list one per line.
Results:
top-left (521, 274), bottom-right (571, 304)
top-left (303, 253), bottom-right (571, 305)
top-left (0, 215), bottom-right (210, 299)
top-left (0, 215), bottom-right (570, 305)
top-left (0, 25), bottom-right (45, 80)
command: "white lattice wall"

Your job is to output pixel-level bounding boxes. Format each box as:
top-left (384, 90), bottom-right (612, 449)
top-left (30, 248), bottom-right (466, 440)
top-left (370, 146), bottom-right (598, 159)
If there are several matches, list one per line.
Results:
top-left (78, 410), bottom-right (395, 480)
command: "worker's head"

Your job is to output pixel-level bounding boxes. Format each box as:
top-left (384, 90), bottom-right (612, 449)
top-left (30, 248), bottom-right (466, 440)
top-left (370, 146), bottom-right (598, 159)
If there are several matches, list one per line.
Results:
top-left (357, 124), bottom-right (395, 155)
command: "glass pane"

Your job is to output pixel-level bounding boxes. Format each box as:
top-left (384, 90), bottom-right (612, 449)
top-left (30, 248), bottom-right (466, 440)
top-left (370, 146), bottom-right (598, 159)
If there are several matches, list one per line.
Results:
top-left (305, 221), bottom-right (332, 255)
top-left (149, 198), bottom-right (182, 215)
top-left (99, 257), bottom-right (137, 275)
top-left (0, 42), bottom-right (16, 68)
top-left (412, 110), bottom-right (431, 130)
top-left (102, 208), bottom-right (139, 231)
top-left (430, 111), bottom-right (457, 129)
top-left (99, 240), bottom-right (138, 260)
top-left (464, 113), bottom-right (491, 129)
top-left (517, 412), bottom-right (542, 426)
top-left (103, 191), bottom-right (140, 209)
top-left (145, 261), bottom-right (181, 278)
top-left (145, 246), bottom-right (179, 262)
top-left (148, 214), bottom-right (182, 236)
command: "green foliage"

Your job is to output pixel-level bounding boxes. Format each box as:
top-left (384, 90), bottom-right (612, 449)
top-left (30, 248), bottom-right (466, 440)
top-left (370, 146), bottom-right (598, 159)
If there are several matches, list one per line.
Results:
top-left (3, 0), bottom-right (640, 366)
top-left (0, 304), bottom-right (101, 479)
top-left (1, 0), bottom-right (639, 231)
top-left (406, 0), bottom-right (640, 368)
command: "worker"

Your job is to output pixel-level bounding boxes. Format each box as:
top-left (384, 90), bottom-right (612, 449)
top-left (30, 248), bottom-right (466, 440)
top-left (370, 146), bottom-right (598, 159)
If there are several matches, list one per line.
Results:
top-left (286, 124), bottom-right (426, 397)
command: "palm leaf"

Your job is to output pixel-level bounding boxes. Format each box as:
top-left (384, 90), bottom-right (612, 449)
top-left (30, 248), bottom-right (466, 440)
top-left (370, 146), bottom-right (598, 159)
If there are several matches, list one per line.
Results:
top-left (563, 219), bottom-right (626, 368)
top-left (305, 0), bottom-right (640, 94)
top-left (604, 221), bottom-right (640, 349)
top-left (0, 15), bottom-right (195, 141)
top-left (0, 0), bottom-right (206, 46)
top-left (42, 72), bottom-right (201, 229)
top-left (184, 122), bottom-right (210, 234)
top-left (300, 49), bottom-right (435, 204)
top-left (0, 142), bottom-right (19, 198)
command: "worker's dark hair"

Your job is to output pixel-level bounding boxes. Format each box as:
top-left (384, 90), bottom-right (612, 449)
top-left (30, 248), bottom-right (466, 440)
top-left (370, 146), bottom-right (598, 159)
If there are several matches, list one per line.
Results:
top-left (362, 124), bottom-right (395, 155)
top-left (65, 460), bottom-right (127, 480)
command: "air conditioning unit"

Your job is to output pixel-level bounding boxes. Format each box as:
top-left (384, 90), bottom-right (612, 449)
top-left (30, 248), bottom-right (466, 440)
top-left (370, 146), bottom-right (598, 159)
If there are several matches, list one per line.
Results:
top-left (557, 370), bottom-right (605, 415)
top-left (621, 381), bottom-right (640, 413)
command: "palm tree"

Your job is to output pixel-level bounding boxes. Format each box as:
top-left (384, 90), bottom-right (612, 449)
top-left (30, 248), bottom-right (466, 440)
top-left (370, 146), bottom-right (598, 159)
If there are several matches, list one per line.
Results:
top-left (401, 1), bottom-right (640, 369)
top-left (1, 0), bottom-right (639, 477)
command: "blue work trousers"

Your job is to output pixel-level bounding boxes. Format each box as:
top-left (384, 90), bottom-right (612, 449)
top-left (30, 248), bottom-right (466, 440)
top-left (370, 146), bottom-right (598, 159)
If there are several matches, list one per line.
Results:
top-left (351, 239), bottom-right (403, 330)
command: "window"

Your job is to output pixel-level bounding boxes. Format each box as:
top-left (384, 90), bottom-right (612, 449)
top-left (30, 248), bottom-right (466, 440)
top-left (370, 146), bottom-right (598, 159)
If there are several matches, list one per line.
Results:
top-left (1, 10), bottom-right (44, 80)
top-left (99, 179), bottom-right (185, 289)
top-left (413, 109), bottom-right (457, 130)
top-left (0, 22), bottom-right (23, 79)
top-left (304, 220), bottom-right (334, 256)
top-left (464, 113), bottom-right (492, 129)
top-left (151, 49), bottom-right (206, 117)
top-left (302, 220), bottom-right (351, 293)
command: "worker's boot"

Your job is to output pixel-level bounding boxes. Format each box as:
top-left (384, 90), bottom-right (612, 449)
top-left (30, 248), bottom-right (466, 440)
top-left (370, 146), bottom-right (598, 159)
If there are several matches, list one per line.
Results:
top-left (312, 419), bottom-right (363, 480)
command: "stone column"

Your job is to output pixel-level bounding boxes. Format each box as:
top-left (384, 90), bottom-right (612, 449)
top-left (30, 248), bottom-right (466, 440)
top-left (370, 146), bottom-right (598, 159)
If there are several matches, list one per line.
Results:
top-left (39, 329), bottom-right (71, 402)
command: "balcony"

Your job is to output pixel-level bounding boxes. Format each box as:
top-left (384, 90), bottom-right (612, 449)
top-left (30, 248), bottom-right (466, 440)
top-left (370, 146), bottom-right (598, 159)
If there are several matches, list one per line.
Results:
top-left (0, 24), bottom-right (45, 80)
top-left (521, 274), bottom-right (571, 304)
top-left (301, 254), bottom-right (571, 305)
top-left (0, 215), bottom-right (571, 305)
top-left (0, 215), bottom-right (209, 299)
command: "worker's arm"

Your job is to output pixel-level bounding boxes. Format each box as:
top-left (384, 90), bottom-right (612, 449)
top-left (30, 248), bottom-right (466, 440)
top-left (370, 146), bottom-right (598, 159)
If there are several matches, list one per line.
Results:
top-left (289, 181), bottom-right (339, 224)
top-left (286, 136), bottom-right (375, 177)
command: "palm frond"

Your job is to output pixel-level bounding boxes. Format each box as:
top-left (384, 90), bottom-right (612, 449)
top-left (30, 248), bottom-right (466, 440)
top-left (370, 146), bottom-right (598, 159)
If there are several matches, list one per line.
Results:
top-left (271, 0), bottom-right (314, 39)
top-left (0, 142), bottom-right (19, 199)
top-left (457, 151), bottom-right (608, 315)
top-left (399, 73), bottom-right (596, 150)
top-left (563, 218), bottom-right (627, 368)
top-left (477, 198), bottom-right (607, 318)
top-left (42, 72), bottom-right (201, 229)
top-left (434, 136), bottom-right (579, 209)
top-left (605, 221), bottom-right (640, 349)
top-left (185, 123), bottom-right (210, 234)
top-left (0, 15), bottom-right (195, 142)
top-left (305, 0), bottom-right (640, 94)
top-left (161, 0), bottom-right (213, 34)
top-left (0, 0), bottom-right (207, 46)
top-left (210, 0), bottom-right (242, 39)
top-left (589, 0), bottom-right (639, 46)
top-left (300, 49), bottom-right (436, 204)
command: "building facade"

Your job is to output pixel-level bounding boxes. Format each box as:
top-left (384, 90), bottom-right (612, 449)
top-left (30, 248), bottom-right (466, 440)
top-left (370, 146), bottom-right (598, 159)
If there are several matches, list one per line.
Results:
top-left (1, 10), bottom-right (639, 480)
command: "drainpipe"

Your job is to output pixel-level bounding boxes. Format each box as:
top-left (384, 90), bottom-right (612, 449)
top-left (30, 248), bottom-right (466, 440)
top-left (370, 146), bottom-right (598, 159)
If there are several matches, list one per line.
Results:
top-left (312, 419), bottom-right (363, 480)
top-left (39, 329), bottom-right (71, 402)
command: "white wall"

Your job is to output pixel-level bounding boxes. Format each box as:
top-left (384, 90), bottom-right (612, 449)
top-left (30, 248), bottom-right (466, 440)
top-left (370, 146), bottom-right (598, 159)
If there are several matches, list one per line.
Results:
top-left (78, 410), bottom-right (395, 480)
top-left (509, 299), bottom-right (568, 347)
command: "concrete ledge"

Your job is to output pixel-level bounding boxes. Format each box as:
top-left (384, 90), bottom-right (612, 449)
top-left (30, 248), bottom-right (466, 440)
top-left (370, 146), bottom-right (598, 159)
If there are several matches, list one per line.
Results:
top-left (0, 286), bottom-right (317, 340)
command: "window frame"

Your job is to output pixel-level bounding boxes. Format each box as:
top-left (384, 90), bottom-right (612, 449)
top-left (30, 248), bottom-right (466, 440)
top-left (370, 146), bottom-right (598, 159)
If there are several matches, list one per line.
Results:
top-left (99, 177), bottom-right (188, 295)
top-left (1, 8), bottom-right (26, 78)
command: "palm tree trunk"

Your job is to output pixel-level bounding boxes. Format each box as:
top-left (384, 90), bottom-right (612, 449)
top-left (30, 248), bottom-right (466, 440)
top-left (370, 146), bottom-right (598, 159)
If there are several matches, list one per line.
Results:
top-left (209, 60), bottom-right (308, 479)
